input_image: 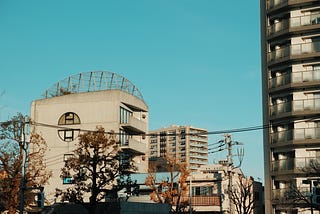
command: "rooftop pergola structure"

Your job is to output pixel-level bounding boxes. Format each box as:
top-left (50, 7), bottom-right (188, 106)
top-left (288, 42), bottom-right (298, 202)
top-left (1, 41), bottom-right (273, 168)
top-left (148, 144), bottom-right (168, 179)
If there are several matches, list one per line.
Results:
top-left (42, 71), bottom-right (145, 102)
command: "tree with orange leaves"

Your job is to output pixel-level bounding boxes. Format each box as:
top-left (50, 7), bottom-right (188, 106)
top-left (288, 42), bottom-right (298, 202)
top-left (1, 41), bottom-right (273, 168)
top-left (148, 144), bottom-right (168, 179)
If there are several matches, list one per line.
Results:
top-left (0, 113), bottom-right (51, 213)
top-left (60, 126), bottom-right (136, 214)
top-left (145, 156), bottom-right (190, 214)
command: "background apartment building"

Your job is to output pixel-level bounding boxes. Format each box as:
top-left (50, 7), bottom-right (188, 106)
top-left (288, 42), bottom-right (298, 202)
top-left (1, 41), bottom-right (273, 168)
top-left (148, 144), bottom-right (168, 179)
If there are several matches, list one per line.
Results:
top-left (261, 0), bottom-right (320, 213)
top-left (149, 125), bottom-right (208, 172)
top-left (30, 71), bottom-right (148, 204)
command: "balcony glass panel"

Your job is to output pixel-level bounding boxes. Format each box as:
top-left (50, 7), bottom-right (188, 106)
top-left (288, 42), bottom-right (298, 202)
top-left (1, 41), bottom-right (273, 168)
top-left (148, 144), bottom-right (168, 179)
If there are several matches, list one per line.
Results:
top-left (270, 70), bottom-right (320, 87)
top-left (314, 70), bottom-right (320, 80)
top-left (271, 98), bottom-right (320, 117)
top-left (268, 42), bottom-right (320, 63)
top-left (271, 128), bottom-right (320, 143)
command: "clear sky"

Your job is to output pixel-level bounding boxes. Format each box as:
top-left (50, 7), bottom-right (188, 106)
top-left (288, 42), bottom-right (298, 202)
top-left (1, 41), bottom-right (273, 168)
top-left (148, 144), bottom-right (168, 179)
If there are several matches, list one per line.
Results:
top-left (0, 0), bottom-right (263, 181)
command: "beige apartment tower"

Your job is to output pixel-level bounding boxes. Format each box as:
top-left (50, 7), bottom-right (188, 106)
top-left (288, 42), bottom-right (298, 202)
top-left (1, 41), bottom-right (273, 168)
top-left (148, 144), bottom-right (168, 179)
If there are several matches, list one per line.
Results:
top-left (149, 125), bottom-right (208, 172)
top-left (30, 71), bottom-right (148, 204)
top-left (261, 0), bottom-right (320, 213)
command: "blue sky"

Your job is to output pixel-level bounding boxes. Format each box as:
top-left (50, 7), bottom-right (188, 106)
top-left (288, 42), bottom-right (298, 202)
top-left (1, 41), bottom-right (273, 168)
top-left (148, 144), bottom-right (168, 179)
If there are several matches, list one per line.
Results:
top-left (0, 0), bottom-right (263, 181)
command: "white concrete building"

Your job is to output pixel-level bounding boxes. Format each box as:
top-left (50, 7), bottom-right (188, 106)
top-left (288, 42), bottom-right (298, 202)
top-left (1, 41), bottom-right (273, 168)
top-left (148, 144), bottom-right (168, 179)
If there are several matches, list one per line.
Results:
top-left (30, 71), bottom-right (148, 204)
top-left (261, 0), bottom-right (320, 213)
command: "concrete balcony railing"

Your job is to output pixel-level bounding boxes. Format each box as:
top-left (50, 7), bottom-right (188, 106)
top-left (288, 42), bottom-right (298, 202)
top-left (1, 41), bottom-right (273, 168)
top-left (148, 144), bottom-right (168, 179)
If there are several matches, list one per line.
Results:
top-left (120, 138), bottom-right (146, 155)
top-left (121, 116), bottom-right (147, 134)
top-left (267, 41), bottom-right (320, 64)
top-left (269, 69), bottom-right (320, 90)
top-left (270, 98), bottom-right (320, 117)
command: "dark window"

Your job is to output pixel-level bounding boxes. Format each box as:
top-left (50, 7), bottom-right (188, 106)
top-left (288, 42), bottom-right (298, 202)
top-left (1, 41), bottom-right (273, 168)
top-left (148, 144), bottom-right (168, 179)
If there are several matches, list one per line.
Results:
top-left (120, 107), bottom-right (132, 124)
top-left (63, 177), bottom-right (73, 184)
top-left (119, 129), bottom-right (129, 146)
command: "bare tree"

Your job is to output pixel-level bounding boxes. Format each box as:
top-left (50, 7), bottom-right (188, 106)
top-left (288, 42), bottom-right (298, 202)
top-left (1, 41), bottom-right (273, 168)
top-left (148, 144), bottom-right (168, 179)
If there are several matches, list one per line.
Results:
top-left (60, 126), bottom-right (136, 213)
top-left (228, 175), bottom-right (255, 214)
top-left (0, 113), bottom-right (51, 213)
top-left (145, 156), bottom-right (190, 214)
top-left (284, 159), bottom-right (320, 212)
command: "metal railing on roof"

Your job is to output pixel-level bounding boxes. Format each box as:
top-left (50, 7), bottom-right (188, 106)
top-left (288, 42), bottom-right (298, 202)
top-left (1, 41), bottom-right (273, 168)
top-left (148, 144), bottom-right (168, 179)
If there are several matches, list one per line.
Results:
top-left (42, 71), bottom-right (144, 102)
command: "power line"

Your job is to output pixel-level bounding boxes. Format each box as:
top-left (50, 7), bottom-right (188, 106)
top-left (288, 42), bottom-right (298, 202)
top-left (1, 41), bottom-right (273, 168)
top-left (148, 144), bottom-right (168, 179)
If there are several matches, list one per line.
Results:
top-left (27, 121), bottom-right (268, 137)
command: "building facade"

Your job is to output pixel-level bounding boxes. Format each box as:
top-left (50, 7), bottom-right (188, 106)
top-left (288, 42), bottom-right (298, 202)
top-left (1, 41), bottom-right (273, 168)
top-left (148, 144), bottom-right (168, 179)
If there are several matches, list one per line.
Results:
top-left (129, 161), bottom-right (263, 214)
top-left (148, 125), bottom-right (208, 172)
top-left (261, 0), bottom-right (320, 213)
top-left (30, 71), bottom-right (148, 204)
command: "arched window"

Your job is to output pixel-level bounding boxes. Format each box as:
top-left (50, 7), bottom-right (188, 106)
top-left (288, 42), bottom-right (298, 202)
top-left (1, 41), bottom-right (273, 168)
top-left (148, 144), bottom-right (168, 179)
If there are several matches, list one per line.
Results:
top-left (58, 112), bottom-right (80, 142)
top-left (58, 112), bottom-right (80, 125)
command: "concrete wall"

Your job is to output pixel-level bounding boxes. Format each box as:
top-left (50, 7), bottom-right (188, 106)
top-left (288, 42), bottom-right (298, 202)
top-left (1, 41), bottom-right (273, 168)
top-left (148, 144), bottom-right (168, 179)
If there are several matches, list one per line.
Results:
top-left (30, 90), bottom-right (149, 204)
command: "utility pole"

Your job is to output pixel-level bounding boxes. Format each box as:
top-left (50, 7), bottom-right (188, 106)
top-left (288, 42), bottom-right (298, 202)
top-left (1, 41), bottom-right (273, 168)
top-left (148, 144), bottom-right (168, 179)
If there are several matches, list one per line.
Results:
top-left (19, 116), bottom-right (30, 214)
top-left (225, 134), bottom-right (233, 214)
top-left (224, 134), bottom-right (244, 214)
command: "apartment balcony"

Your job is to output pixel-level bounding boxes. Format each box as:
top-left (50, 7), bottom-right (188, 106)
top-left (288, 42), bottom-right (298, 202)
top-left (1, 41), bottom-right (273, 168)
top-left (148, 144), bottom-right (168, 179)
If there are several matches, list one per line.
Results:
top-left (267, 0), bottom-right (318, 13)
top-left (190, 141), bottom-right (207, 148)
top-left (269, 69), bottom-right (320, 92)
top-left (190, 153), bottom-right (208, 160)
top-left (180, 196), bottom-right (221, 207)
top-left (120, 138), bottom-right (146, 155)
top-left (190, 147), bottom-right (208, 154)
top-left (271, 156), bottom-right (320, 175)
top-left (272, 187), bottom-right (309, 203)
top-left (121, 116), bottom-right (147, 134)
top-left (190, 158), bottom-right (207, 164)
top-left (267, 41), bottom-right (320, 66)
top-left (269, 98), bottom-right (320, 119)
top-left (189, 136), bottom-right (208, 143)
top-left (267, 14), bottom-right (320, 39)
top-left (271, 127), bottom-right (320, 146)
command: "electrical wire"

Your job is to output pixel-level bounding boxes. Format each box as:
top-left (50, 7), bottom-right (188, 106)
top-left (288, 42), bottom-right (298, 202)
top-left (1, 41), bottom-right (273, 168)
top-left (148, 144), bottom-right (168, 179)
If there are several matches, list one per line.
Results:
top-left (28, 121), bottom-right (268, 137)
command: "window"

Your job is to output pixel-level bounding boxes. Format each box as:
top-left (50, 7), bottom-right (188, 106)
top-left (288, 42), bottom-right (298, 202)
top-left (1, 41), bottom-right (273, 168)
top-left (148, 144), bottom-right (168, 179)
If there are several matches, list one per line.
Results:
top-left (58, 112), bottom-right (80, 125)
top-left (58, 129), bottom-right (80, 142)
top-left (64, 154), bottom-right (74, 161)
top-left (119, 129), bottom-right (129, 146)
top-left (192, 186), bottom-right (213, 196)
top-left (120, 107), bottom-right (132, 124)
top-left (58, 112), bottom-right (81, 142)
top-left (63, 177), bottom-right (73, 184)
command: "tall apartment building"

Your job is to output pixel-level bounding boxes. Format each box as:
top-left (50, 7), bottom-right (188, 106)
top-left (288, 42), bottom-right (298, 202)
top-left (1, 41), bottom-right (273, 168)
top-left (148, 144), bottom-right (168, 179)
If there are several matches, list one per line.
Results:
top-left (30, 71), bottom-right (148, 204)
top-left (149, 125), bottom-right (208, 172)
top-left (261, 0), bottom-right (320, 213)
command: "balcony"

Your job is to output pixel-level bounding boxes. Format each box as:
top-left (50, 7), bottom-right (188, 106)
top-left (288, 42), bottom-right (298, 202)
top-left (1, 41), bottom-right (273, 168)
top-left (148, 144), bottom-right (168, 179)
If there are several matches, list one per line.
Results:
top-left (271, 127), bottom-right (320, 145)
top-left (121, 138), bottom-right (146, 155)
top-left (267, 0), bottom-right (318, 12)
top-left (267, 41), bottom-right (320, 66)
top-left (190, 158), bottom-right (207, 164)
top-left (270, 98), bottom-right (320, 119)
top-left (190, 153), bottom-right (208, 160)
top-left (271, 157), bottom-right (320, 174)
top-left (272, 187), bottom-right (309, 203)
top-left (185, 196), bottom-right (221, 207)
top-left (269, 69), bottom-right (320, 91)
top-left (268, 14), bottom-right (320, 39)
top-left (121, 116), bottom-right (147, 134)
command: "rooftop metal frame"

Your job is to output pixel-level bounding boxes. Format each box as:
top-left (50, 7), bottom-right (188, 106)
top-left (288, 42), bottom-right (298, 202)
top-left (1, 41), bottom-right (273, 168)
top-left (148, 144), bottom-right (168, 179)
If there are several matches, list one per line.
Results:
top-left (42, 71), bottom-right (144, 102)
